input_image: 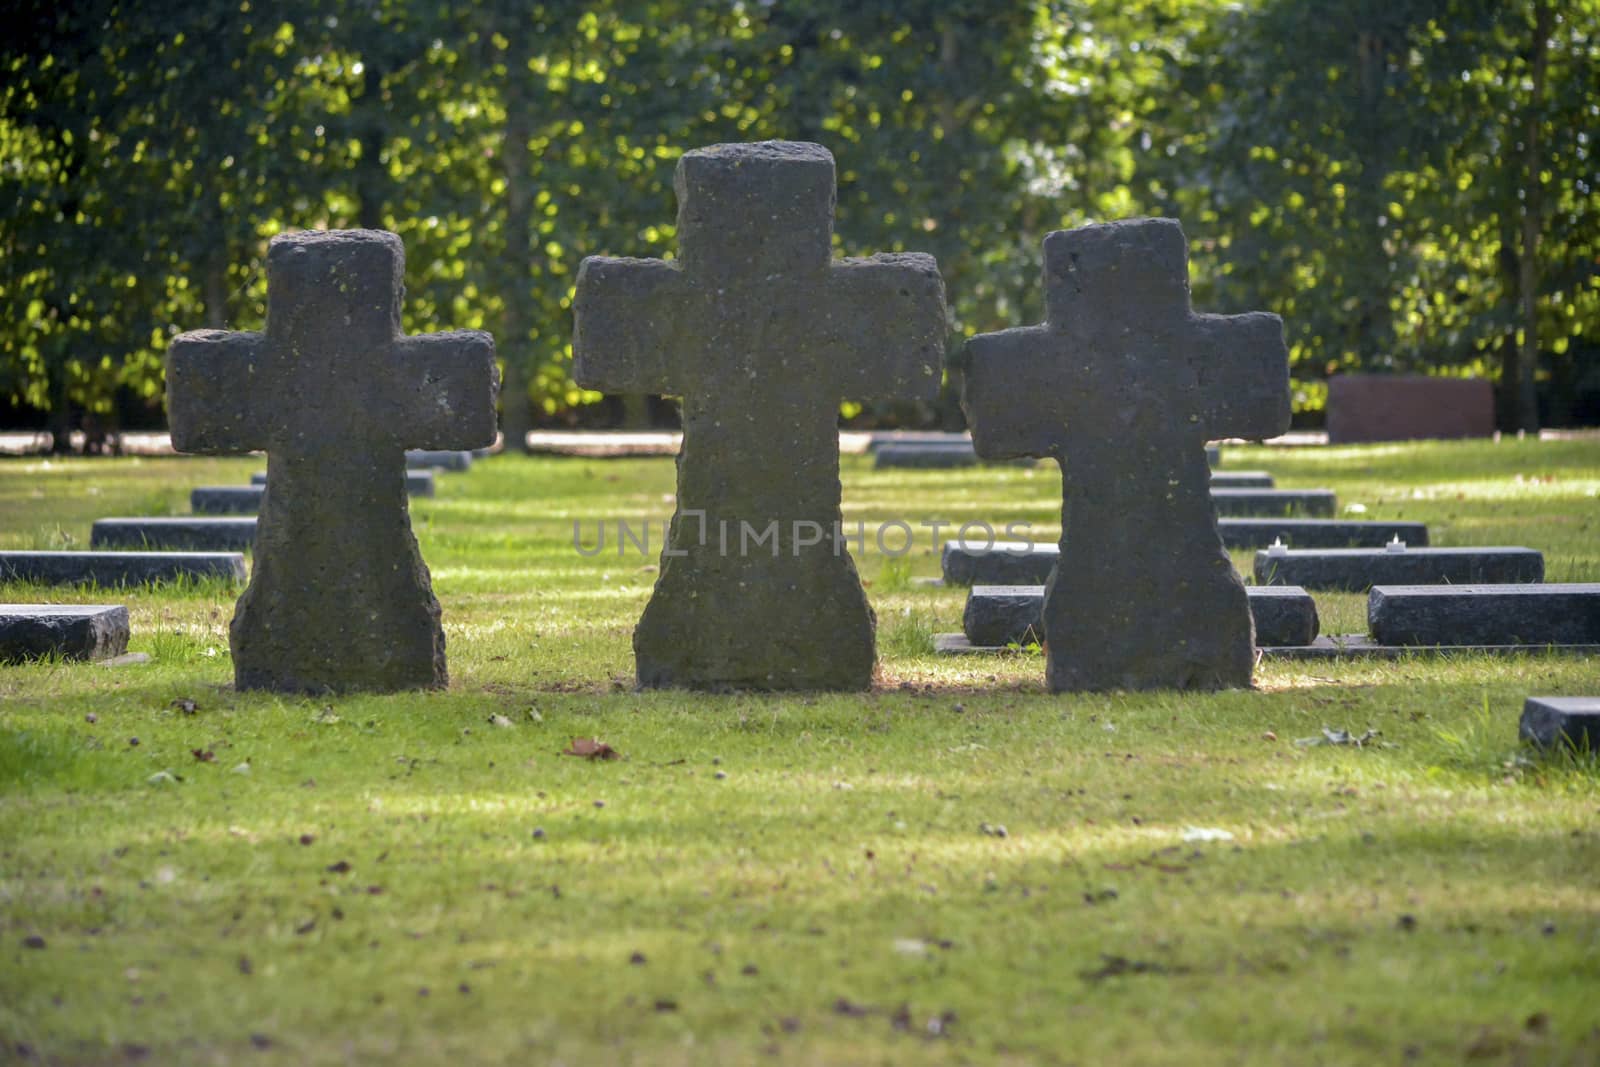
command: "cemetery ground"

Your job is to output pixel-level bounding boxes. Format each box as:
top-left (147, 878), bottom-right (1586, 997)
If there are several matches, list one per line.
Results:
top-left (2, 438), bottom-right (1598, 1066)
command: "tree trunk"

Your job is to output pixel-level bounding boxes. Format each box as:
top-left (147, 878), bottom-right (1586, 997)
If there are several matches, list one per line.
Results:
top-left (1496, 215), bottom-right (1523, 430)
top-left (1353, 27), bottom-right (1394, 367)
top-left (496, 32), bottom-right (536, 454)
top-left (48, 358), bottom-right (71, 455)
top-left (1513, 0), bottom-right (1553, 432)
top-left (203, 245), bottom-right (229, 329)
top-left (354, 55), bottom-right (388, 231)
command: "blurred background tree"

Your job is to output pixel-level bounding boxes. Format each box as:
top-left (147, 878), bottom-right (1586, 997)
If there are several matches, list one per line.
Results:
top-left (2, 0), bottom-right (1594, 450)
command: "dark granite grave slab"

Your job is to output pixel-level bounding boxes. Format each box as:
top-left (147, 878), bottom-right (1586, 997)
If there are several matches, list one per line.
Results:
top-left (0, 551), bottom-right (247, 586)
top-left (193, 486), bottom-right (263, 514)
top-left (1519, 696), bottom-right (1600, 751)
top-left (1218, 518), bottom-right (1430, 549)
top-left (962, 583), bottom-right (1319, 648)
top-left (866, 432), bottom-right (970, 452)
top-left (1368, 583), bottom-right (1600, 646)
top-left (92, 517), bottom-right (257, 551)
top-left (1257, 635), bottom-right (1600, 659)
top-left (1209, 470), bottom-right (1274, 488)
top-left (1255, 546), bottom-right (1543, 591)
top-left (873, 443), bottom-right (976, 469)
top-left (941, 540), bottom-right (1058, 585)
top-left (1211, 489), bottom-right (1336, 517)
top-left (940, 520), bottom-right (1433, 585)
top-left (406, 449), bottom-right (472, 471)
top-left (250, 470), bottom-right (435, 496)
top-left (0, 604), bottom-right (130, 662)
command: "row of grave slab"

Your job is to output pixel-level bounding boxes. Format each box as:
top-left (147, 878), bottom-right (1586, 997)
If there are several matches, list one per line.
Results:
top-left (0, 449), bottom-right (475, 655)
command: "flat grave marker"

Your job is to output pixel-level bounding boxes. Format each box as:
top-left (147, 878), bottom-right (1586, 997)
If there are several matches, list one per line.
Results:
top-left (0, 604), bottom-right (130, 662)
top-left (167, 228), bottom-right (498, 692)
top-left (193, 486), bottom-right (265, 514)
top-left (406, 449), bottom-right (472, 471)
top-left (1209, 470), bottom-right (1274, 488)
top-left (1255, 544), bottom-right (1543, 591)
top-left (957, 583), bottom-right (1319, 649)
top-left (960, 218), bottom-right (1291, 690)
top-left (1211, 488), bottom-right (1336, 517)
top-left (1218, 518), bottom-right (1429, 549)
top-left (249, 470), bottom-right (435, 497)
top-left (1519, 696), bottom-right (1600, 751)
top-left (92, 517), bottom-right (257, 552)
top-left (0, 551), bottom-right (246, 586)
top-left (573, 141), bottom-right (946, 689)
top-left (1368, 583), bottom-right (1600, 647)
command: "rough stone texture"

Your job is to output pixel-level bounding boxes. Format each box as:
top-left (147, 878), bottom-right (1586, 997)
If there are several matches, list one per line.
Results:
top-left (573, 141), bottom-right (945, 689)
top-left (1369, 583), bottom-right (1600, 646)
top-left (0, 551), bottom-right (246, 586)
top-left (92, 517), bottom-right (257, 551)
top-left (1208, 471), bottom-right (1274, 488)
top-left (1519, 696), bottom-right (1600, 751)
top-left (1326, 374), bottom-right (1495, 444)
top-left (0, 604), bottom-right (130, 662)
top-left (942, 540), bottom-right (1059, 586)
top-left (962, 585), bottom-right (1050, 646)
top-left (193, 486), bottom-right (264, 514)
top-left (406, 449), bottom-right (472, 471)
top-left (250, 470), bottom-right (435, 496)
top-left (1211, 488), bottom-right (1336, 517)
top-left (960, 218), bottom-right (1290, 691)
top-left (962, 583), bottom-right (1318, 649)
top-left (1256, 545), bottom-right (1543, 591)
top-left (167, 228), bottom-right (498, 693)
top-left (1218, 518), bottom-right (1430, 549)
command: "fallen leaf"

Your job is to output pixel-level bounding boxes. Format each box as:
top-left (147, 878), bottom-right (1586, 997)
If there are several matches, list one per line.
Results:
top-left (1296, 726), bottom-right (1384, 748)
top-left (169, 698), bottom-right (198, 714)
top-left (833, 997), bottom-right (872, 1018)
top-left (191, 749), bottom-right (215, 763)
top-left (487, 714), bottom-right (515, 729)
top-left (326, 860), bottom-right (351, 874)
top-left (563, 738), bottom-right (621, 761)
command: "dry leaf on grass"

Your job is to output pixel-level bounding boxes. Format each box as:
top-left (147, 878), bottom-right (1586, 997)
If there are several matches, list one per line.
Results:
top-left (562, 738), bottom-right (621, 761)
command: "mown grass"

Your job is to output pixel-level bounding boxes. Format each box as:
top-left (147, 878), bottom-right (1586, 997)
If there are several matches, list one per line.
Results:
top-left (2, 438), bottom-right (1598, 1066)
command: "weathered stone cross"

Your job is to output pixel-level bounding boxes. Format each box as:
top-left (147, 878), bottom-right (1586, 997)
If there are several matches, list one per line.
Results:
top-left (167, 229), bottom-right (498, 693)
top-left (573, 141), bottom-right (946, 690)
top-left (961, 218), bottom-right (1290, 691)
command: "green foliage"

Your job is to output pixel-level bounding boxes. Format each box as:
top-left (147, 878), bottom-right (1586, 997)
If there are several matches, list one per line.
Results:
top-left (2, 0), bottom-right (1596, 440)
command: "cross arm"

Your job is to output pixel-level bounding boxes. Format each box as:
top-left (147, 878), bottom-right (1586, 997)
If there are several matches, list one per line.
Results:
top-left (389, 329), bottom-right (500, 449)
top-left (959, 326), bottom-right (1064, 460)
top-left (166, 329), bottom-right (271, 454)
top-left (572, 256), bottom-right (687, 395)
top-left (820, 253), bottom-right (946, 403)
top-left (1190, 311), bottom-right (1291, 440)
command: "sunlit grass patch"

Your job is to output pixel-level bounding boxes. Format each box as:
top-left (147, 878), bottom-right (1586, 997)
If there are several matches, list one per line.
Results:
top-left (1, 439), bottom-right (1598, 1065)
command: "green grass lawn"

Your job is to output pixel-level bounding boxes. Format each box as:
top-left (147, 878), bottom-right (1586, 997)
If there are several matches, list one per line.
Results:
top-left (2, 438), bottom-right (1598, 1066)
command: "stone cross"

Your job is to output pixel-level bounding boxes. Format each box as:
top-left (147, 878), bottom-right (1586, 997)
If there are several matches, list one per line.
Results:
top-left (167, 229), bottom-right (498, 693)
top-left (573, 141), bottom-right (946, 689)
top-left (961, 218), bottom-right (1289, 691)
